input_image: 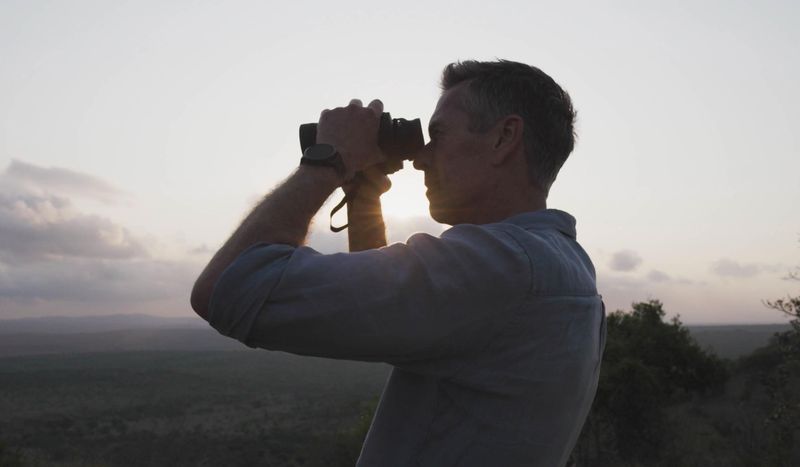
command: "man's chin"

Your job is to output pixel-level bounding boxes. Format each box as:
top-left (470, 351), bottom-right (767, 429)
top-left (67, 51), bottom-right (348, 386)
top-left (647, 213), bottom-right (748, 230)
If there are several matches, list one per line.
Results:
top-left (427, 193), bottom-right (461, 225)
top-left (428, 204), bottom-right (455, 226)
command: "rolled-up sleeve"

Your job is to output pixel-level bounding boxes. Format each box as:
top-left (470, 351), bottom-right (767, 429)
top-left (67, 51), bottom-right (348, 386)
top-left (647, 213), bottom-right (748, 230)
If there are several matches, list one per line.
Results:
top-left (208, 224), bottom-right (531, 365)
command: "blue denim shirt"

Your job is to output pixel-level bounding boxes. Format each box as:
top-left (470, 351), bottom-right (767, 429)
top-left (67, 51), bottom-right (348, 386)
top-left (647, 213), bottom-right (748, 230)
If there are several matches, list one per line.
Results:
top-left (209, 209), bottom-right (606, 467)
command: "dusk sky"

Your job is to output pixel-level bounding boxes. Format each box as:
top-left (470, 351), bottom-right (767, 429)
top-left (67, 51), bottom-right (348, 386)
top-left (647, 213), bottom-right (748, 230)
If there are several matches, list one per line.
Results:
top-left (1, 1), bottom-right (798, 323)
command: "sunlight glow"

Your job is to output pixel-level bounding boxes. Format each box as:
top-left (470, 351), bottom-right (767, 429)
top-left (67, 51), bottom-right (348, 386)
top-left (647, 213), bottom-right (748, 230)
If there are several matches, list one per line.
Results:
top-left (380, 167), bottom-right (430, 220)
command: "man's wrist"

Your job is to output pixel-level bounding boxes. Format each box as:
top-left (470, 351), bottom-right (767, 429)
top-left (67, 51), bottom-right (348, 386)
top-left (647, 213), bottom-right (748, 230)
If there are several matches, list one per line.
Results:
top-left (348, 190), bottom-right (384, 206)
top-left (297, 164), bottom-right (345, 190)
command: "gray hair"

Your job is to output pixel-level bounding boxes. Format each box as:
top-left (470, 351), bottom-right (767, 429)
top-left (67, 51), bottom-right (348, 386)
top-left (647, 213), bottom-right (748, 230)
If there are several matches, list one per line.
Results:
top-left (441, 60), bottom-right (576, 194)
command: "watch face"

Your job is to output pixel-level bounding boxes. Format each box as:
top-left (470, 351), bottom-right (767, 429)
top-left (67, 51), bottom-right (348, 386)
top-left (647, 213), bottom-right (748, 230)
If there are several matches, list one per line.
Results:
top-left (304, 144), bottom-right (337, 161)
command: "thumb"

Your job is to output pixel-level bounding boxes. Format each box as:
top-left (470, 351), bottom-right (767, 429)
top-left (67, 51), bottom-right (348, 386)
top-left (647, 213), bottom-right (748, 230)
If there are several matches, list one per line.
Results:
top-left (343, 167), bottom-right (391, 198)
top-left (359, 166), bottom-right (391, 195)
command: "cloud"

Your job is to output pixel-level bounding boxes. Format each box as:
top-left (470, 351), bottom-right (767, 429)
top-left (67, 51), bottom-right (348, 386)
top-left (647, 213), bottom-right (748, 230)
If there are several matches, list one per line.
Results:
top-left (597, 270), bottom-right (706, 320)
top-left (0, 159), bottom-right (197, 316)
top-left (644, 269), bottom-right (696, 285)
top-left (0, 258), bottom-right (194, 302)
top-left (596, 274), bottom-right (650, 313)
top-left (5, 159), bottom-right (124, 203)
top-left (647, 269), bottom-right (671, 282)
top-left (0, 190), bottom-right (145, 264)
top-left (188, 244), bottom-right (212, 255)
top-left (711, 258), bottom-right (761, 278)
top-left (609, 250), bottom-right (643, 272)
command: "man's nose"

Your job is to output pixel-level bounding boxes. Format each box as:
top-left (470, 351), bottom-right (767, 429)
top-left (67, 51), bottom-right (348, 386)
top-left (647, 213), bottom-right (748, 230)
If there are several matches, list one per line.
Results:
top-left (412, 143), bottom-right (432, 171)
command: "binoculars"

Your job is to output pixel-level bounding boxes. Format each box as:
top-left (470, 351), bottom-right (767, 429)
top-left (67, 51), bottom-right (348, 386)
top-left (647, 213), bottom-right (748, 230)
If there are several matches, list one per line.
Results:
top-left (298, 112), bottom-right (425, 232)
top-left (299, 113), bottom-right (425, 174)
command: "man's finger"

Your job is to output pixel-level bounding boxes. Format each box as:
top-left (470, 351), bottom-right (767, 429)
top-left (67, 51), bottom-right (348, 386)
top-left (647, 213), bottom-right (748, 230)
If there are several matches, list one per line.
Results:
top-left (367, 99), bottom-right (383, 116)
top-left (349, 98), bottom-right (363, 107)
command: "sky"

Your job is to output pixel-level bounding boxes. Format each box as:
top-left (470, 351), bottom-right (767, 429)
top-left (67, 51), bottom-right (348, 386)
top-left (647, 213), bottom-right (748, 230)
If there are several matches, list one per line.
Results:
top-left (1, 0), bottom-right (798, 323)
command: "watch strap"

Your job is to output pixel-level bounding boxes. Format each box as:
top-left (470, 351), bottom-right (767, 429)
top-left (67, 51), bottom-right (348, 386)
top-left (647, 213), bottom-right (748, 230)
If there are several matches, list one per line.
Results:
top-left (301, 144), bottom-right (347, 179)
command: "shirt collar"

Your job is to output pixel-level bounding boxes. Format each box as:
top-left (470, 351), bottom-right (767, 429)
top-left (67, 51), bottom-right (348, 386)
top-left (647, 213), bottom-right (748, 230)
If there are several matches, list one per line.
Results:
top-left (501, 209), bottom-right (578, 239)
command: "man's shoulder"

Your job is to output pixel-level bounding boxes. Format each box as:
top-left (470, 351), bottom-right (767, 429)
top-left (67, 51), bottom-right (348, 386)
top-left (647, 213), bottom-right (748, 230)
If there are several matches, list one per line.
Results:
top-left (484, 209), bottom-right (597, 296)
top-left (402, 221), bottom-right (529, 260)
top-left (494, 209), bottom-right (577, 237)
top-left (429, 209), bottom-right (579, 250)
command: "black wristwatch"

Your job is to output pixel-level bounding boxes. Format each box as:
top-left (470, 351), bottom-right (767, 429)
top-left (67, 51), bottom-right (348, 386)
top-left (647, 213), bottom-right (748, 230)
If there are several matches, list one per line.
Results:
top-left (301, 143), bottom-right (347, 179)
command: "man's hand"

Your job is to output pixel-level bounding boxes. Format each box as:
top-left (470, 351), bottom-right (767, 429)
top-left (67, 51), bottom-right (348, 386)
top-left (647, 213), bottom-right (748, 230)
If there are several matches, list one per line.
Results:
top-left (342, 166), bottom-right (392, 200)
top-left (317, 98), bottom-right (387, 181)
top-left (318, 98), bottom-right (391, 251)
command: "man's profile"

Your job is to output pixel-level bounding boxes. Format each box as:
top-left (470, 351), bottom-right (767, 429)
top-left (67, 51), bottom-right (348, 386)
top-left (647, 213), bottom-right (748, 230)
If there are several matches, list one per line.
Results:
top-left (191, 59), bottom-right (605, 467)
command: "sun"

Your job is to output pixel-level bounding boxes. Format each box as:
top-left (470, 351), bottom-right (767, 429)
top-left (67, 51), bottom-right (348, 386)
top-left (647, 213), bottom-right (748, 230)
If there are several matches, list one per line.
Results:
top-left (380, 168), bottom-right (430, 220)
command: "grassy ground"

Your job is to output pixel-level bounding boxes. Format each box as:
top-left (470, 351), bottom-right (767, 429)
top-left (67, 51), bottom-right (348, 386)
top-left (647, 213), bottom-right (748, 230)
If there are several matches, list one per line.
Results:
top-left (0, 351), bottom-right (389, 467)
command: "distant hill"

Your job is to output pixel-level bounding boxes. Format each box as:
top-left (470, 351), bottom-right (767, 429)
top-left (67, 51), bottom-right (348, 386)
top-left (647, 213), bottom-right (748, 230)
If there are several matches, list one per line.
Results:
top-left (0, 314), bottom-right (792, 359)
top-left (0, 313), bottom-right (204, 334)
top-left (0, 328), bottom-right (243, 357)
top-left (688, 324), bottom-right (792, 359)
top-left (0, 314), bottom-right (237, 357)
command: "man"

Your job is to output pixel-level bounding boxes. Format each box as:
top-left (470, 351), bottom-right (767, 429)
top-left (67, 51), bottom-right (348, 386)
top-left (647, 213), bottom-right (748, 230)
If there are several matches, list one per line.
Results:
top-left (191, 60), bottom-right (605, 467)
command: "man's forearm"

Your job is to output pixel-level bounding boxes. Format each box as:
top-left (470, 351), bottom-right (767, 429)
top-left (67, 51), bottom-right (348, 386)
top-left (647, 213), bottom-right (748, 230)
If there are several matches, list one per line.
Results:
top-left (191, 165), bottom-right (341, 318)
top-left (347, 195), bottom-right (387, 252)
top-left (343, 169), bottom-right (390, 252)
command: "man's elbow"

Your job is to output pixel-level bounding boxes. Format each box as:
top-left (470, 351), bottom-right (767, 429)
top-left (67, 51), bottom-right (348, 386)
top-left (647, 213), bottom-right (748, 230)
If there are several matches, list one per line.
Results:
top-left (190, 280), bottom-right (212, 321)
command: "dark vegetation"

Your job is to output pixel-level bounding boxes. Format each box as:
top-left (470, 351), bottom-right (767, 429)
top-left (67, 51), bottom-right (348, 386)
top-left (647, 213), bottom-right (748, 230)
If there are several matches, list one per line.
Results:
top-left (1, 268), bottom-right (798, 466)
top-left (0, 351), bottom-right (387, 467)
top-left (569, 264), bottom-right (800, 466)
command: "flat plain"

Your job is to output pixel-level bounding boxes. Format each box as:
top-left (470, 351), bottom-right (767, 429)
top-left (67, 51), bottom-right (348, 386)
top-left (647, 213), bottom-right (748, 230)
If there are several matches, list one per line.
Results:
top-left (0, 316), bottom-right (791, 466)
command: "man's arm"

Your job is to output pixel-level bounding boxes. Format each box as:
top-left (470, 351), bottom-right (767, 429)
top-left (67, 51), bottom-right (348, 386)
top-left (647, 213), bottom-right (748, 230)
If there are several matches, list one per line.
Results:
top-left (345, 168), bottom-right (391, 252)
top-left (191, 98), bottom-right (388, 319)
top-left (207, 222), bottom-right (531, 363)
top-left (190, 165), bottom-right (341, 319)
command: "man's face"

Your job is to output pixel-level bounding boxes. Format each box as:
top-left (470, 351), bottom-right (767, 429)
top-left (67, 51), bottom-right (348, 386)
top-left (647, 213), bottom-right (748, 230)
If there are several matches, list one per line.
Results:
top-left (413, 84), bottom-right (496, 225)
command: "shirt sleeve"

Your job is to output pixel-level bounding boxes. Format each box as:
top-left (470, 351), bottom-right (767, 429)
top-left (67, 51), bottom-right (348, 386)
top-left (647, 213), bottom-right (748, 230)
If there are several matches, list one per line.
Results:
top-left (207, 223), bottom-right (531, 366)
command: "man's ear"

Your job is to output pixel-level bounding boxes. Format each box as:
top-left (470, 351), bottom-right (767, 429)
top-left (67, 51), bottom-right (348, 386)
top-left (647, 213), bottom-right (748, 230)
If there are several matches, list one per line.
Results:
top-left (490, 115), bottom-right (524, 167)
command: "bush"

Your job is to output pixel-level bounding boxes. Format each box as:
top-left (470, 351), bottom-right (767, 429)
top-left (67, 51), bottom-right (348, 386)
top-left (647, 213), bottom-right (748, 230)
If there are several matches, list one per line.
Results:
top-left (571, 300), bottom-right (729, 466)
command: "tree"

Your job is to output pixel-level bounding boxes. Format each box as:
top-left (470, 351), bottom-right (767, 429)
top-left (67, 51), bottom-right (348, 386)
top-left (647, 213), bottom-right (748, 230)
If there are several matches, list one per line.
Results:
top-left (748, 262), bottom-right (800, 465)
top-left (0, 440), bottom-right (25, 467)
top-left (571, 299), bottom-right (729, 466)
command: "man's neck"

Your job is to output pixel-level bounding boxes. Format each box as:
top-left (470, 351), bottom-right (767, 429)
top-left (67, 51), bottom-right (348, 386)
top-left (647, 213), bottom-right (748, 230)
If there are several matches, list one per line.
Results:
top-left (447, 196), bottom-right (547, 226)
top-left (476, 183), bottom-right (547, 224)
